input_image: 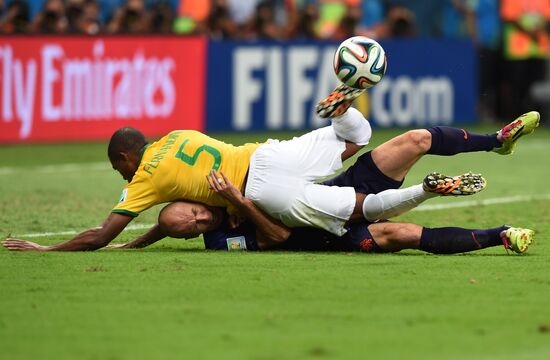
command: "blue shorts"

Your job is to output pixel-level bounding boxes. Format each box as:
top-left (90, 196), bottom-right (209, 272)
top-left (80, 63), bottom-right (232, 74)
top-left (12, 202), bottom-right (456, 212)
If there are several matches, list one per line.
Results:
top-left (280, 222), bottom-right (378, 252)
top-left (321, 151), bottom-right (403, 194)
top-left (204, 221), bottom-right (387, 252)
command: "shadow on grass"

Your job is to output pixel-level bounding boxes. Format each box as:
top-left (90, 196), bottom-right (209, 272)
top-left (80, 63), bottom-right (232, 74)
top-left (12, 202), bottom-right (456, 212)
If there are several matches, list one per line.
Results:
top-left (388, 252), bottom-right (517, 257)
top-left (116, 247), bottom-right (537, 257)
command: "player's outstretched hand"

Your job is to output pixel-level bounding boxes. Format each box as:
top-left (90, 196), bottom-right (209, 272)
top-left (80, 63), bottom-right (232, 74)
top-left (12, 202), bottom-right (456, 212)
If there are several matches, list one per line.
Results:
top-left (206, 170), bottom-right (245, 205)
top-left (1, 238), bottom-right (47, 251)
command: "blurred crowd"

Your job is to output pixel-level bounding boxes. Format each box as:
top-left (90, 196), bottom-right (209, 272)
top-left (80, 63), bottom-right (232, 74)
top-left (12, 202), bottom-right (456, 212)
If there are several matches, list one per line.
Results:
top-left (1, 0), bottom-right (550, 121)
top-left (0, 0), bottom-right (503, 39)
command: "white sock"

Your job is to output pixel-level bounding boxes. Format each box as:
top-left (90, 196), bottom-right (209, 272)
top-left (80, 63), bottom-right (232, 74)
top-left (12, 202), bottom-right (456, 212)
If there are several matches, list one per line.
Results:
top-left (331, 107), bottom-right (371, 145)
top-left (362, 184), bottom-right (438, 221)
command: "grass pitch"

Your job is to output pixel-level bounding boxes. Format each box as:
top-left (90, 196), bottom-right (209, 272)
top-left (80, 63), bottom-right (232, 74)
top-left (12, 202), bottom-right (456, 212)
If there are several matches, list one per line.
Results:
top-left (1, 126), bottom-right (550, 359)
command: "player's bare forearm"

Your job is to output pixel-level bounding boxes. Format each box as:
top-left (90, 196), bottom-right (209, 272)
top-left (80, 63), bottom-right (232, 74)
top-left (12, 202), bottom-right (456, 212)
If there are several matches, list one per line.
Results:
top-left (50, 213), bottom-right (132, 251)
top-left (114, 224), bottom-right (165, 249)
top-left (207, 170), bottom-right (291, 249)
top-left (234, 197), bottom-right (291, 249)
top-left (2, 213), bottom-right (133, 252)
top-left (3, 228), bottom-right (110, 251)
top-left (47, 228), bottom-right (114, 251)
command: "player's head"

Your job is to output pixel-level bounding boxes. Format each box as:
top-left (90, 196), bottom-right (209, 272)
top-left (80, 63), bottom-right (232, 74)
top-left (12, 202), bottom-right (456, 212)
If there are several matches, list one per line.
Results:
top-left (108, 127), bottom-right (147, 182)
top-left (158, 201), bottom-right (224, 239)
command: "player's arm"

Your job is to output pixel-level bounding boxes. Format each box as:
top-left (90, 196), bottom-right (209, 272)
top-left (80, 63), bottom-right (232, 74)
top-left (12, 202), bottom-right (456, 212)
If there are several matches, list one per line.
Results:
top-left (2, 213), bottom-right (133, 251)
top-left (207, 170), bottom-right (291, 249)
top-left (109, 224), bottom-right (166, 249)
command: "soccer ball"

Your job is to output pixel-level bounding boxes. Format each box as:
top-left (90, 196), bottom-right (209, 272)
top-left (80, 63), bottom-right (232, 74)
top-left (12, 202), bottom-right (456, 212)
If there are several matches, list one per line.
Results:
top-left (333, 36), bottom-right (387, 89)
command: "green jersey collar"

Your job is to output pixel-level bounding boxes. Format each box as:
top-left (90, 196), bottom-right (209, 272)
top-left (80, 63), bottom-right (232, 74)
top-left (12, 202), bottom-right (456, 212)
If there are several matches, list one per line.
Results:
top-left (138, 144), bottom-right (150, 164)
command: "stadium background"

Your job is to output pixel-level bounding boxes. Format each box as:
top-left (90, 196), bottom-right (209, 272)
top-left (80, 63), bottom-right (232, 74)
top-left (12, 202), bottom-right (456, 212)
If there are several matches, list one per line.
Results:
top-left (2, 0), bottom-right (548, 142)
top-left (2, 1), bottom-right (550, 360)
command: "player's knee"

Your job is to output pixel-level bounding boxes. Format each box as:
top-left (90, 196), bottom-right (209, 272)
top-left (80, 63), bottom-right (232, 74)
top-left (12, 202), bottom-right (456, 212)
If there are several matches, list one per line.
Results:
top-left (370, 222), bottom-right (421, 252)
top-left (362, 194), bottom-right (384, 221)
top-left (369, 223), bottom-right (392, 243)
top-left (332, 108), bottom-right (372, 145)
top-left (368, 223), bottom-right (404, 248)
top-left (405, 130), bottom-right (432, 154)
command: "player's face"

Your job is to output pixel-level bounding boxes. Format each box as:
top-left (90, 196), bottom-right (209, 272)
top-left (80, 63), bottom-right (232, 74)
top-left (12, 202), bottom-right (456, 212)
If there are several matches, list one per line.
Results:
top-left (111, 153), bottom-right (139, 183)
top-left (160, 202), bottom-right (224, 239)
top-left (182, 204), bottom-right (224, 239)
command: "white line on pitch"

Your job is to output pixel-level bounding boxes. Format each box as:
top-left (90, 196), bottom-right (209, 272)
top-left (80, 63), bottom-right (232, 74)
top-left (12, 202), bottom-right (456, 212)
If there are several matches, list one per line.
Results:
top-left (413, 193), bottom-right (550, 211)
top-left (11, 193), bottom-right (550, 239)
top-left (17, 223), bottom-right (154, 238)
top-left (0, 162), bottom-right (110, 175)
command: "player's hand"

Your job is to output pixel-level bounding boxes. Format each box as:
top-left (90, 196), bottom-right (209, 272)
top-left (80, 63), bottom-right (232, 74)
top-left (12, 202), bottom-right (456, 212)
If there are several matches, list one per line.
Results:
top-left (1, 238), bottom-right (48, 251)
top-left (207, 170), bottom-right (245, 205)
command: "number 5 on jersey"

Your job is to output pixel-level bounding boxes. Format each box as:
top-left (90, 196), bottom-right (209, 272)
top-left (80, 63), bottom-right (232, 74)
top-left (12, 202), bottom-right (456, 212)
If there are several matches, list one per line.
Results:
top-left (175, 138), bottom-right (222, 171)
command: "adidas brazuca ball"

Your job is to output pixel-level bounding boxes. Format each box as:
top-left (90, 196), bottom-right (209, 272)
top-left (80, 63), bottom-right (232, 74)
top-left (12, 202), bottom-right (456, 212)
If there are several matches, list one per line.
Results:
top-left (333, 36), bottom-right (387, 89)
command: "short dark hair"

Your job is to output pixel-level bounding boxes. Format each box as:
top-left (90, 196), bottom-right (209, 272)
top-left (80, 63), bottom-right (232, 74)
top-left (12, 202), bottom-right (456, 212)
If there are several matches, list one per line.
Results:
top-left (108, 127), bottom-right (147, 162)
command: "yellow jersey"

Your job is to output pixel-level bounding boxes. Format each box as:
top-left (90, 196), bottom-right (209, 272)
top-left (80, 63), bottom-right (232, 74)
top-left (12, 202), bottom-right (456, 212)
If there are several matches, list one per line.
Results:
top-left (112, 130), bottom-right (260, 217)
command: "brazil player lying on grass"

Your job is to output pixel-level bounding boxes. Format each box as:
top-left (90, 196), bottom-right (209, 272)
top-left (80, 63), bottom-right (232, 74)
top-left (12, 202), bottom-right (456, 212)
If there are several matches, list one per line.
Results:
top-left (111, 174), bottom-right (533, 255)
top-left (108, 137), bottom-right (535, 255)
top-left (0, 86), bottom-right (540, 252)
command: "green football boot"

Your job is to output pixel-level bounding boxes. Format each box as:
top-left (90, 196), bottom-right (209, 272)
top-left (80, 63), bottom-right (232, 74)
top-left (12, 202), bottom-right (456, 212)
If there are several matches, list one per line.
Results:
top-left (493, 111), bottom-right (540, 155)
top-left (423, 172), bottom-right (486, 196)
top-left (501, 227), bottom-right (535, 254)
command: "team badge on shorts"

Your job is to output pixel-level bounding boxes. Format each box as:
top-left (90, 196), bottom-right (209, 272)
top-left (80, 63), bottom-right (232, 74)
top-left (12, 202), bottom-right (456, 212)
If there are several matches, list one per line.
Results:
top-left (227, 236), bottom-right (247, 251)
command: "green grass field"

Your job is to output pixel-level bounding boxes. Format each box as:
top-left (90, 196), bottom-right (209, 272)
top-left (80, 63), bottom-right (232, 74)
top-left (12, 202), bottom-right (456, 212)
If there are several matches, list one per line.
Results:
top-left (1, 126), bottom-right (549, 360)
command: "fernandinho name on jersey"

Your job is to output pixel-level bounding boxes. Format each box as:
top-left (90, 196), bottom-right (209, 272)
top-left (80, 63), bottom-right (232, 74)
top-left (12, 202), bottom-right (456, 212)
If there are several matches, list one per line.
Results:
top-left (112, 130), bottom-right (260, 217)
top-left (143, 130), bottom-right (182, 175)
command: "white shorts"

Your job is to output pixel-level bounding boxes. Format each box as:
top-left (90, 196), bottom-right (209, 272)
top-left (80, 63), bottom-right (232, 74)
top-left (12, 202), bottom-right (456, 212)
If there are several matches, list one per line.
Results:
top-left (245, 126), bottom-right (356, 236)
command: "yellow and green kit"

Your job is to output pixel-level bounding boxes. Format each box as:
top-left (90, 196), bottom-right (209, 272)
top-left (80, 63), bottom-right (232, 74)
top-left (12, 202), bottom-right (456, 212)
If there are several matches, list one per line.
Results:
top-left (113, 130), bottom-right (260, 217)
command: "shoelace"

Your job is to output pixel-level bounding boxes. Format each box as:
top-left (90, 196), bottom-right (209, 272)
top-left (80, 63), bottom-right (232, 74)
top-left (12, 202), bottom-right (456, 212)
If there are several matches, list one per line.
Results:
top-left (501, 120), bottom-right (523, 141)
top-left (500, 232), bottom-right (511, 255)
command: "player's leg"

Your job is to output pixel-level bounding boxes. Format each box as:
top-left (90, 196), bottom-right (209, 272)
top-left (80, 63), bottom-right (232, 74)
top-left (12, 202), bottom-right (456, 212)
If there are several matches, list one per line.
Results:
top-left (362, 126), bottom-right (501, 184)
top-left (350, 172), bottom-right (486, 222)
top-left (365, 222), bottom-right (534, 254)
top-left (363, 222), bottom-right (422, 252)
top-left (342, 142), bottom-right (363, 162)
top-left (256, 169), bottom-right (485, 237)
top-left (419, 225), bottom-right (535, 254)
top-left (371, 111), bottom-right (540, 182)
top-left (493, 111), bottom-right (540, 155)
top-left (316, 84), bottom-right (372, 149)
top-left (330, 107), bottom-right (372, 147)
top-left (370, 129), bottom-right (432, 182)
top-left (427, 111), bottom-right (539, 157)
top-left (371, 127), bottom-right (503, 182)
top-left (316, 83), bottom-right (364, 119)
